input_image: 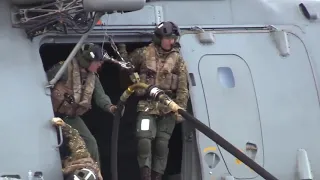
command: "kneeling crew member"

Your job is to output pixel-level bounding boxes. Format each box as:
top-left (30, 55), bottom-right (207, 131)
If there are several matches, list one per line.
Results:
top-left (52, 117), bottom-right (103, 180)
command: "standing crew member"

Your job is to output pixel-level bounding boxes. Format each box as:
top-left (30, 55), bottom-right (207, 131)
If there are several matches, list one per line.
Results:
top-left (47, 43), bottom-right (117, 166)
top-left (117, 21), bottom-right (189, 180)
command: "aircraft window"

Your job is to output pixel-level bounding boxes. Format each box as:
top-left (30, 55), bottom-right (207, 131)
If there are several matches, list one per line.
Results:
top-left (217, 67), bottom-right (235, 88)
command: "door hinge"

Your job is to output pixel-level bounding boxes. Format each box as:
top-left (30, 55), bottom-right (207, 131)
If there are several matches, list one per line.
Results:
top-left (269, 26), bottom-right (290, 57)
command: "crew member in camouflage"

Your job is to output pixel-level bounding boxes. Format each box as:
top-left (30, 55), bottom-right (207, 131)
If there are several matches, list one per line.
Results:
top-left (47, 43), bottom-right (117, 166)
top-left (52, 117), bottom-right (103, 180)
top-left (117, 21), bottom-right (189, 180)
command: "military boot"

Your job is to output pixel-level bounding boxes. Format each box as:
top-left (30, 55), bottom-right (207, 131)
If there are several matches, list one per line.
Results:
top-left (140, 166), bottom-right (151, 180)
top-left (151, 170), bottom-right (162, 180)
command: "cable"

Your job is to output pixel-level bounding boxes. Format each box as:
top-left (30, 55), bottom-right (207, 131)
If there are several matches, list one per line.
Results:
top-left (101, 14), bottom-right (110, 58)
top-left (26, 18), bottom-right (58, 35)
top-left (25, 11), bottom-right (96, 38)
top-left (15, 0), bottom-right (94, 38)
top-left (62, 12), bottom-right (96, 34)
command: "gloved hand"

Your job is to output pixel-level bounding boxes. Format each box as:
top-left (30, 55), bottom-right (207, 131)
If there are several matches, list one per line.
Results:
top-left (109, 105), bottom-right (117, 114)
top-left (175, 112), bottom-right (185, 123)
top-left (108, 104), bottom-right (125, 117)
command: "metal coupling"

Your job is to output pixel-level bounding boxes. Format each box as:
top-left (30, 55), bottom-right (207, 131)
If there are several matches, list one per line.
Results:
top-left (148, 85), bottom-right (164, 100)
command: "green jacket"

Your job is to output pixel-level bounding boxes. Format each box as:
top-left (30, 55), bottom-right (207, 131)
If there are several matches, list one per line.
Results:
top-left (46, 62), bottom-right (113, 113)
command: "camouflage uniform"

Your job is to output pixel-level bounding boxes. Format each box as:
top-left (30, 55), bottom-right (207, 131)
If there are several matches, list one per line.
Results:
top-left (118, 42), bottom-right (189, 179)
top-left (47, 45), bottom-right (114, 166)
top-left (53, 118), bottom-right (103, 180)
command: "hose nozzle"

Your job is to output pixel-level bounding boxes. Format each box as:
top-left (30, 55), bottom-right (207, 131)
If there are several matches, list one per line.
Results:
top-left (146, 85), bottom-right (182, 112)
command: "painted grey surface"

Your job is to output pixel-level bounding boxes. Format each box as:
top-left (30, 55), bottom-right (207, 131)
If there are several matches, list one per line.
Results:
top-left (4, 0), bottom-right (320, 179)
top-left (97, 0), bottom-right (320, 27)
top-left (11, 0), bottom-right (53, 5)
top-left (82, 0), bottom-right (146, 12)
top-left (0, 1), bottom-right (62, 180)
top-left (199, 54), bottom-right (264, 179)
top-left (179, 29), bottom-right (320, 180)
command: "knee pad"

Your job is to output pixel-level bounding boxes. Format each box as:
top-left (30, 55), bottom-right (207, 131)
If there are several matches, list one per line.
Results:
top-left (154, 138), bottom-right (169, 158)
top-left (137, 138), bottom-right (152, 157)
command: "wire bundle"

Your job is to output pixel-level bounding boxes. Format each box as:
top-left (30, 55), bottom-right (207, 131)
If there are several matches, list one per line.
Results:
top-left (15, 1), bottom-right (96, 38)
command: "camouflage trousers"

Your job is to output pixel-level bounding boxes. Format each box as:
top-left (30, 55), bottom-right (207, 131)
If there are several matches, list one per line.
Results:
top-left (136, 112), bottom-right (176, 174)
top-left (64, 116), bottom-right (101, 167)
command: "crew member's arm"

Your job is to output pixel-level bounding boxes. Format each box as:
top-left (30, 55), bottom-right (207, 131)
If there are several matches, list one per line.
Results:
top-left (118, 44), bottom-right (145, 71)
top-left (117, 44), bottom-right (128, 61)
top-left (92, 77), bottom-right (115, 114)
top-left (175, 55), bottom-right (189, 110)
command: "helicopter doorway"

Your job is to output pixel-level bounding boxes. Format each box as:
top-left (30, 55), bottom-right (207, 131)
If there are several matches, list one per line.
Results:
top-left (39, 43), bottom-right (183, 180)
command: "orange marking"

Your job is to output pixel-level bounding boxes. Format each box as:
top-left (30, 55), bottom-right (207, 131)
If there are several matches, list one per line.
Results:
top-left (96, 20), bottom-right (102, 25)
top-left (235, 149), bottom-right (243, 164)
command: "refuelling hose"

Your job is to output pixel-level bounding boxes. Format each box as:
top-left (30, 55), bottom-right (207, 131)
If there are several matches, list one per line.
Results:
top-left (177, 109), bottom-right (278, 180)
top-left (110, 84), bottom-right (279, 180)
top-left (111, 100), bottom-right (125, 180)
top-left (111, 83), bottom-right (149, 180)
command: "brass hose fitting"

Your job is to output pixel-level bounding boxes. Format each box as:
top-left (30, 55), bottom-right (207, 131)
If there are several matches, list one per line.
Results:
top-left (119, 82), bottom-right (150, 103)
top-left (157, 94), bottom-right (182, 112)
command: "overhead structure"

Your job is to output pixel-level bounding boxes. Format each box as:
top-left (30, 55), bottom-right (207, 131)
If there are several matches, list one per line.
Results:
top-left (10, 0), bottom-right (146, 38)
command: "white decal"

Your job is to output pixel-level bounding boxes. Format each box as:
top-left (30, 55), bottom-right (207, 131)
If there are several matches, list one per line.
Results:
top-left (141, 119), bottom-right (150, 131)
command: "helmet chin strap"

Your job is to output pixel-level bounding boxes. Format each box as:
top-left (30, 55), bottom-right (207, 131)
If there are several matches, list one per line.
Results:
top-left (153, 34), bottom-right (178, 52)
top-left (161, 45), bottom-right (173, 52)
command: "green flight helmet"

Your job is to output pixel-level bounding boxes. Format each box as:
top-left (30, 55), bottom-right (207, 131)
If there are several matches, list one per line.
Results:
top-left (77, 43), bottom-right (107, 68)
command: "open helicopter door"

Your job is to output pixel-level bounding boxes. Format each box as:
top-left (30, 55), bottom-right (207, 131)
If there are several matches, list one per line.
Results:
top-left (179, 26), bottom-right (320, 179)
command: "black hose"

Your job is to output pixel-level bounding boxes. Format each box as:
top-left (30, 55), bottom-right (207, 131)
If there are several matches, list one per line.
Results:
top-left (111, 101), bottom-right (125, 180)
top-left (177, 109), bottom-right (278, 180)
